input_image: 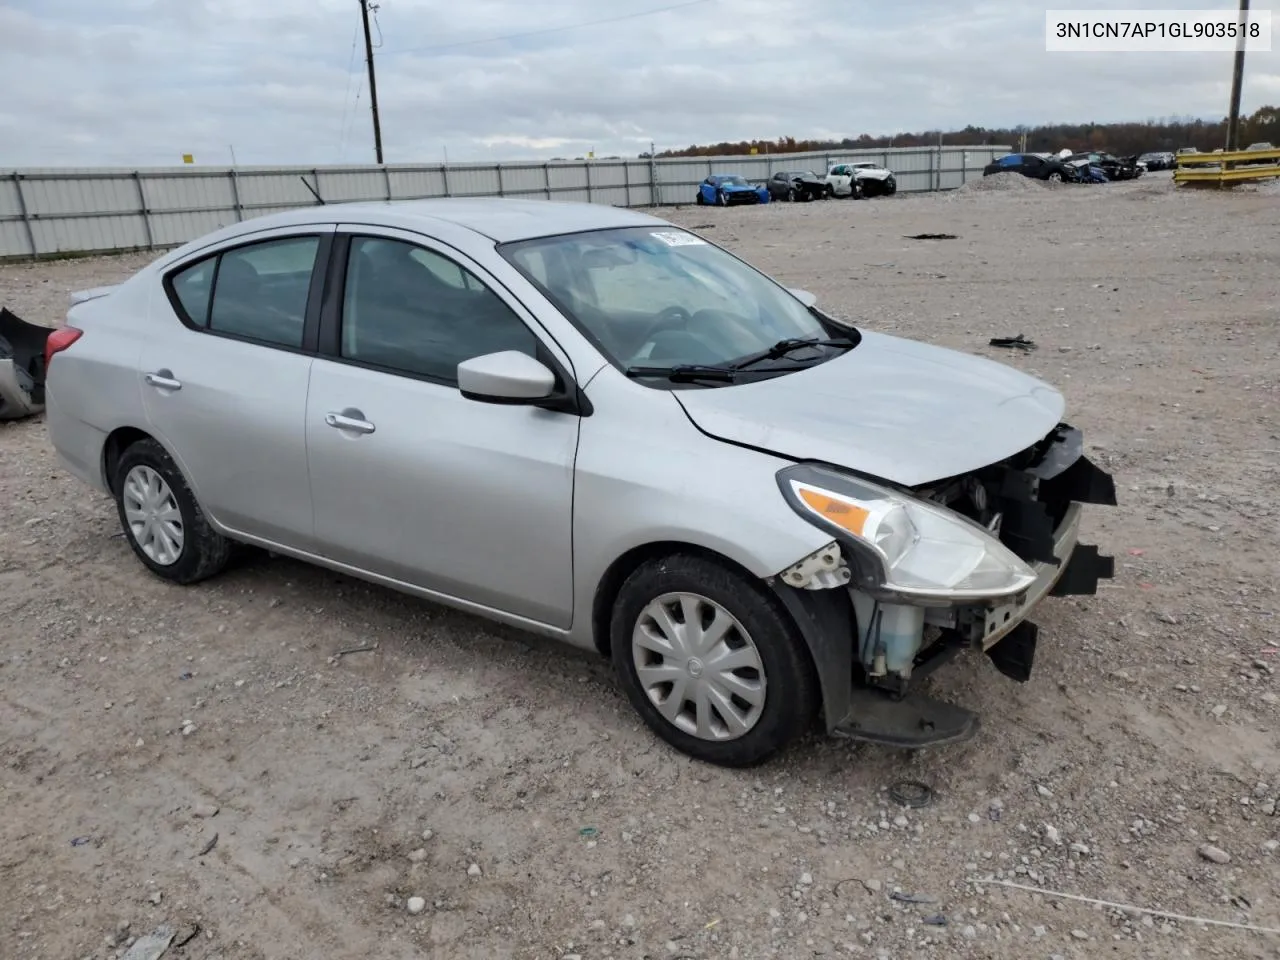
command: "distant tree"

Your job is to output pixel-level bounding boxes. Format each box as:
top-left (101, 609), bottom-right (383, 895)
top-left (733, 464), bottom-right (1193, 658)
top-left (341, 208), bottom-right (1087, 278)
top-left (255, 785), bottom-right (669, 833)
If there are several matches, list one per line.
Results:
top-left (652, 108), bottom-right (1278, 158)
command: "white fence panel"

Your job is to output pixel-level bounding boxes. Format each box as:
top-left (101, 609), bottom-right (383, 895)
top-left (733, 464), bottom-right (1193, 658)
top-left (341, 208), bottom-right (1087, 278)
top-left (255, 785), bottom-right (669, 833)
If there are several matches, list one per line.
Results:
top-left (1, 145), bottom-right (1010, 259)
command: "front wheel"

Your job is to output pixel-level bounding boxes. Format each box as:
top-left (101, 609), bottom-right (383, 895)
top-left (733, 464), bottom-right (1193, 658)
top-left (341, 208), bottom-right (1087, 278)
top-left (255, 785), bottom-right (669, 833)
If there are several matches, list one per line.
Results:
top-left (610, 554), bottom-right (818, 767)
top-left (112, 438), bottom-right (232, 584)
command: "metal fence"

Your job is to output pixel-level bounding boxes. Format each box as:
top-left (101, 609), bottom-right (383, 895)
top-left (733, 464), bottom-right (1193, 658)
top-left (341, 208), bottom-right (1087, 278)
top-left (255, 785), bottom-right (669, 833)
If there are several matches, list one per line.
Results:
top-left (0, 145), bottom-right (1010, 260)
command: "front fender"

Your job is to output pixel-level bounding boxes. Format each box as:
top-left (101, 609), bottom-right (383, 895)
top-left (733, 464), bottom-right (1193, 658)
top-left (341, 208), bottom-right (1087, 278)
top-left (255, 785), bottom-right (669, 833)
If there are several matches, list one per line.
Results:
top-left (568, 376), bottom-right (833, 648)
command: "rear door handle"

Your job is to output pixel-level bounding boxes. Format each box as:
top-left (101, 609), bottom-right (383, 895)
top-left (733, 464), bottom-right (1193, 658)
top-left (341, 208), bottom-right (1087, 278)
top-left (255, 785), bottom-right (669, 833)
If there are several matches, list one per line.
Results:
top-left (144, 370), bottom-right (182, 391)
top-left (325, 410), bottom-right (376, 435)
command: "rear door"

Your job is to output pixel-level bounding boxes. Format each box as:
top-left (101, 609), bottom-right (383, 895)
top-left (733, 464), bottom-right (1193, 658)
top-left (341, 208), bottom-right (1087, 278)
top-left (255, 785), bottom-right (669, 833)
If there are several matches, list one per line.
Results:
top-left (140, 226), bottom-right (333, 548)
top-left (303, 227), bottom-right (580, 627)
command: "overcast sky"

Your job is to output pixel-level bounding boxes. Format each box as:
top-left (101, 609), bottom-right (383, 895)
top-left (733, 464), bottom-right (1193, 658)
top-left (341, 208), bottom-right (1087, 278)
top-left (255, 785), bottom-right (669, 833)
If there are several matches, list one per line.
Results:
top-left (2, 0), bottom-right (1277, 167)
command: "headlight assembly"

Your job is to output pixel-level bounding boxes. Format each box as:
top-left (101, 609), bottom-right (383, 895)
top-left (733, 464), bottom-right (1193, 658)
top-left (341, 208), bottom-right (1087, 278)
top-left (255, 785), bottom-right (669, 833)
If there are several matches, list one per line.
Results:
top-left (777, 463), bottom-right (1037, 602)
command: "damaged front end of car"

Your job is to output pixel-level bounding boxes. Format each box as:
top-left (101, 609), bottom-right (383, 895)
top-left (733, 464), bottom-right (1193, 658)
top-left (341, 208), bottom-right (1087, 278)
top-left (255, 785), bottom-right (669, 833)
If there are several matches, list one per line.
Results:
top-left (769, 423), bottom-right (1116, 749)
top-left (0, 307), bottom-right (50, 421)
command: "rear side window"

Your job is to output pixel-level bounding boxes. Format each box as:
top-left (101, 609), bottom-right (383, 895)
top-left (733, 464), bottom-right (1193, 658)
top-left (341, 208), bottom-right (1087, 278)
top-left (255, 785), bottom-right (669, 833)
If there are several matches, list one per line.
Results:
top-left (208, 237), bottom-right (320, 348)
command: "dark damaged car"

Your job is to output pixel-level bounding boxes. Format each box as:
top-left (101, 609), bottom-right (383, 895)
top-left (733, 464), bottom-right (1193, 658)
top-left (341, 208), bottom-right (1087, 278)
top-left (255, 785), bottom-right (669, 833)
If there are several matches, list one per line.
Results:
top-left (766, 170), bottom-right (830, 202)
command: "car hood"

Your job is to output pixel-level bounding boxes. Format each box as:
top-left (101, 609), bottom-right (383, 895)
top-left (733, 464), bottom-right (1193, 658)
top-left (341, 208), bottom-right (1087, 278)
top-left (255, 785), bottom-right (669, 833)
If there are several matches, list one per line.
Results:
top-left (673, 330), bottom-right (1066, 487)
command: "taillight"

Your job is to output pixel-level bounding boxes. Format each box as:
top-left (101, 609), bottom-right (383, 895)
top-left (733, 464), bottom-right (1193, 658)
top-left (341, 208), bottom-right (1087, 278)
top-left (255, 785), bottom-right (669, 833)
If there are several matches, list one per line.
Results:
top-left (44, 326), bottom-right (83, 371)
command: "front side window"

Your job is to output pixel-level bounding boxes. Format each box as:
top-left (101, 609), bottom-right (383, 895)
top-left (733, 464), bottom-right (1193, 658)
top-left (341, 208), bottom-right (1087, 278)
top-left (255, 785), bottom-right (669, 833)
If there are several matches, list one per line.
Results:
top-left (501, 227), bottom-right (839, 380)
top-left (340, 236), bottom-right (538, 383)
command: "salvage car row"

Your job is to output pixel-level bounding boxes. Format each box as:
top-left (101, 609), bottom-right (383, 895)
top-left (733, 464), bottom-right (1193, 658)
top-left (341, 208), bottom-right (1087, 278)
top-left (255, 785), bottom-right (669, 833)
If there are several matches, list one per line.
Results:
top-left (982, 149), bottom-right (1151, 184)
top-left (695, 161), bottom-right (898, 205)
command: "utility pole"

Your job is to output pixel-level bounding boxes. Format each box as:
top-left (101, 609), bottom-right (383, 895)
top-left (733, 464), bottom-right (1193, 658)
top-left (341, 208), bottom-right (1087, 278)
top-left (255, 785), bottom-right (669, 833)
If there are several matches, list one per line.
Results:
top-left (1225, 0), bottom-right (1249, 152)
top-left (359, 0), bottom-right (384, 164)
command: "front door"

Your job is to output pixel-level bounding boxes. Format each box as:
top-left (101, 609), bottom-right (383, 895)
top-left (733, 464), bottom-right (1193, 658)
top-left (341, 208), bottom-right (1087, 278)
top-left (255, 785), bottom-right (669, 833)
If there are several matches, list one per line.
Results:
top-left (304, 230), bottom-right (580, 628)
top-left (140, 229), bottom-right (332, 548)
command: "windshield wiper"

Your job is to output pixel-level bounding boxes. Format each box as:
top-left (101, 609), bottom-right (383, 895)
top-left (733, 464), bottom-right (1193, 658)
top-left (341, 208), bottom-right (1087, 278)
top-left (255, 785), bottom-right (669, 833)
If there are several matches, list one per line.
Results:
top-left (624, 363), bottom-right (739, 382)
top-left (729, 335), bottom-right (855, 371)
top-left (625, 359), bottom-right (818, 383)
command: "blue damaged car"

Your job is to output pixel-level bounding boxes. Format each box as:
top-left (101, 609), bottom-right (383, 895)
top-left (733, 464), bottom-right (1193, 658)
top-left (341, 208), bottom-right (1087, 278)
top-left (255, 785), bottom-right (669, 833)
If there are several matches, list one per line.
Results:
top-left (695, 174), bottom-right (771, 206)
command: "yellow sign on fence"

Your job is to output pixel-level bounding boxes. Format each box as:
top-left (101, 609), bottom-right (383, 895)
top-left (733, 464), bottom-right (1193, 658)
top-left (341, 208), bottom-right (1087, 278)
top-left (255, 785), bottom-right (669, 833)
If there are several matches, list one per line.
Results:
top-left (182, 154), bottom-right (194, 164)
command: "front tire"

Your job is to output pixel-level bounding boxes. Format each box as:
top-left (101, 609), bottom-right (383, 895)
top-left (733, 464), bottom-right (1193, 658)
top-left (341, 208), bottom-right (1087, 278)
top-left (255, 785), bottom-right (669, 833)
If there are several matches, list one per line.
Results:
top-left (112, 438), bottom-right (232, 585)
top-left (610, 554), bottom-right (817, 767)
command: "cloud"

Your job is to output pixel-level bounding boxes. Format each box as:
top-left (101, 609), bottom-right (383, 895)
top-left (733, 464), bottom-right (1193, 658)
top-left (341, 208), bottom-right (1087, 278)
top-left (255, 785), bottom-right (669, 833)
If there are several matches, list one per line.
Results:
top-left (1, 0), bottom-right (1276, 167)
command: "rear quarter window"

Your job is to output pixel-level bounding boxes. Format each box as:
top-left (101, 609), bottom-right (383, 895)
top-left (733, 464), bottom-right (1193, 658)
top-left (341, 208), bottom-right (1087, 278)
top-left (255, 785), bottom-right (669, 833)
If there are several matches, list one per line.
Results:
top-left (170, 258), bottom-right (215, 327)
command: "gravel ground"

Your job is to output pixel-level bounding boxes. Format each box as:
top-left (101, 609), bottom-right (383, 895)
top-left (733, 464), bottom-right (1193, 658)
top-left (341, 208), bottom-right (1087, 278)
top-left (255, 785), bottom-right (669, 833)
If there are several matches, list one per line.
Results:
top-left (2, 175), bottom-right (1279, 960)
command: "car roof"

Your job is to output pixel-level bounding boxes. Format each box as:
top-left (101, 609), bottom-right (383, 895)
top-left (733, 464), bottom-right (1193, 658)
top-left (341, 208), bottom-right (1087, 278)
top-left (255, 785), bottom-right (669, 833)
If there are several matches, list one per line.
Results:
top-left (184, 198), bottom-right (671, 245)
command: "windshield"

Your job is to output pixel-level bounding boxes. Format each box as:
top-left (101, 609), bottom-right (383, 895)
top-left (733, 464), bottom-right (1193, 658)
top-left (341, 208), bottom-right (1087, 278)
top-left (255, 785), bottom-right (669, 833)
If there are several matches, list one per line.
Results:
top-left (717, 175), bottom-right (747, 186)
top-left (500, 226), bottom-right (841, 380)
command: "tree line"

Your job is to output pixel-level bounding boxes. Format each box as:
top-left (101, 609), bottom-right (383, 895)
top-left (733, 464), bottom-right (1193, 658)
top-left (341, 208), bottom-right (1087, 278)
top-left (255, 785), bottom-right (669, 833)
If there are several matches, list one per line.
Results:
top-left (646, 106), bottom-right (1278, 158)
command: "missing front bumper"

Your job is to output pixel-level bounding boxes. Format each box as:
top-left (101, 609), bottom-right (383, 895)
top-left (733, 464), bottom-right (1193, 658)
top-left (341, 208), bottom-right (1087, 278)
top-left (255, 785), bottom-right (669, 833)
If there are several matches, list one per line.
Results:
top-left (975, 502), bottom-right (1112, 653)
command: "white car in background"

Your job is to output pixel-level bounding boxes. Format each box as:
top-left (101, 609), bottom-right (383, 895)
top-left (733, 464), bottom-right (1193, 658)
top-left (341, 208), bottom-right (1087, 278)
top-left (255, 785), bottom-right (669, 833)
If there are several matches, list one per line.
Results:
top-left (825, 161), bottom-right (898, 198)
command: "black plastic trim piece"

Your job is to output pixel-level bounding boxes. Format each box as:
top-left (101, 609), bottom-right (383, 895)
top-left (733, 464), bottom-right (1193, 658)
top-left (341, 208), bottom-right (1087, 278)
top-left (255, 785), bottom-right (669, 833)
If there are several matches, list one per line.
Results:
top-left (833, 687), bottom-right (979, 749)
top-left (1041, 454), bottom-right (1118, 507)
top-left (985, 620), bottom-right (1038, 683)
top-left (1049, 543), bottom-right (1115, 597)
top-left (767, 580), bottom-right (857, 734)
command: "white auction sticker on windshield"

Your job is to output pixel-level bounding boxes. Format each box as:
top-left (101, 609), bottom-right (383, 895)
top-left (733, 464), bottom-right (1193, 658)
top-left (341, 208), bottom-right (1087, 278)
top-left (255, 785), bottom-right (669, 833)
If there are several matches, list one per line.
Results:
top-left (650, 230), bottom-right (707, 247)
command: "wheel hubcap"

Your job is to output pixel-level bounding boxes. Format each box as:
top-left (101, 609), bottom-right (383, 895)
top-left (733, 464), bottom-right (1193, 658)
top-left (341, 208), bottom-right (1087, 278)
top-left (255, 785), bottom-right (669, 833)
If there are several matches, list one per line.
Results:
top-left (122, 465), bottom-right (184, 566)
top-left (632, 592), bottom-right (766, 741)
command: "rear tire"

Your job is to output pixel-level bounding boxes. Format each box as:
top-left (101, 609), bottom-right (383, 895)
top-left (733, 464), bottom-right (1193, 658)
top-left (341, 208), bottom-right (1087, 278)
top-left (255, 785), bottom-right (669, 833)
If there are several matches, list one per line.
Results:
top-left (112, 438), bottom-right (232, 585)
top-left (786, 187), bottom-right (796, 202)
top-left (696, 192), bottom-right (706, 205)
top-left (716, 190), bottom-right (727, 206)
top-left (610, 554), bottom-right (817, 767)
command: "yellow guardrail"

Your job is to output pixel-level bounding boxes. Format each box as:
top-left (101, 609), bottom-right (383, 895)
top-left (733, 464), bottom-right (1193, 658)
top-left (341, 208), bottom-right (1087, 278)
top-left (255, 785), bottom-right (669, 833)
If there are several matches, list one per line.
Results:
top-left (1174, 147), bottom-right (1280, 185)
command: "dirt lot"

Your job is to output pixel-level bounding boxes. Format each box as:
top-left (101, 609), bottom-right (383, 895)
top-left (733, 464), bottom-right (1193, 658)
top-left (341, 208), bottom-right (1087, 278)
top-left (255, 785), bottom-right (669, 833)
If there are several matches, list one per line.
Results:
top-left (2, 175), bottom-right (1279, 960)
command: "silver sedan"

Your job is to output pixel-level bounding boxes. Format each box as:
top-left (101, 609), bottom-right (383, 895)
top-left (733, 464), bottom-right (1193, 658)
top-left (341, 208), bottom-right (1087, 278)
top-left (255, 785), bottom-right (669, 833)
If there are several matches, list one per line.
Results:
top-left (44, 199), bottom-right (1116, 767)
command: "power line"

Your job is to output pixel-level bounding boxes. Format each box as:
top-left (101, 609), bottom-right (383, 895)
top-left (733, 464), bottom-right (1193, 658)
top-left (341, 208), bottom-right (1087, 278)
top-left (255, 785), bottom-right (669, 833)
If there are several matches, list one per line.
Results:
top-left (337, 23), bottom-right (361, 160)
top-left (379, 0), bottom-right (713, 57)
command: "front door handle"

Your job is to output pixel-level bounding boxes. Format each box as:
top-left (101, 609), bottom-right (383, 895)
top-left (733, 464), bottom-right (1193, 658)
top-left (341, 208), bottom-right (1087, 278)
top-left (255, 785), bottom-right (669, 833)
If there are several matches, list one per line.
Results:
top-left (144, 370), bottom-right (182, 391)
top-left (325, 409), bottom-right (376, 435)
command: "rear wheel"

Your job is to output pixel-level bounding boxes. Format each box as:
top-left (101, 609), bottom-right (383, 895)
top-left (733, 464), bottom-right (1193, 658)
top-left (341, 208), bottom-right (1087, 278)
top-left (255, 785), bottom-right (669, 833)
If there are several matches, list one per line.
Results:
top-left (112, 438), bottom-right (232, 585)
top-left (786, 187), bottom-right (796, 202)
top-left (610, 554), bottom-right (817, 767)
top-left (1047, 171), bottom-right (1063, 183)
top-left (695, 191), bottom-right (706, 205)
top-left (883, 177), bottom-right (897, 195)
top-left (716, 189), bottom-right (727, 206)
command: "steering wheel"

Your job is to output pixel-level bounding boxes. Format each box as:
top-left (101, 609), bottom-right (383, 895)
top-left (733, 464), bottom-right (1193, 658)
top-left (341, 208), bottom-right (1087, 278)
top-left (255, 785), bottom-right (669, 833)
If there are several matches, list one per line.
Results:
top-left (635, 305), bottom-right (693, 347)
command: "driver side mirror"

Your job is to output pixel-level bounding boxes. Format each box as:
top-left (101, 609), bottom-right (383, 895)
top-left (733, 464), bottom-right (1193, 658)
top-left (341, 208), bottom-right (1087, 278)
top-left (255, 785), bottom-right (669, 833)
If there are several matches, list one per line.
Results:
top-left (788, 288), bottom-right (818, 308)
top-left (458, 351), bottom-right (557, 404)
